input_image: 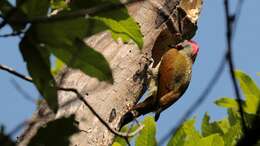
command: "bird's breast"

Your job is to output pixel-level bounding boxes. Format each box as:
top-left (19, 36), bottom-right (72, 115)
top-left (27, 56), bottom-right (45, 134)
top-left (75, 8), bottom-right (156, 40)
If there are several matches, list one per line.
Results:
top-left (157, 48), bottom-right (192, 98)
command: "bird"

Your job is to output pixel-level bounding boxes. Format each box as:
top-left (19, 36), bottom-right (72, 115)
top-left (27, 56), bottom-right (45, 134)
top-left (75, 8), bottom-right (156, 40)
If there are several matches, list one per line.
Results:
top-left (121, 40), bottom-right (199, 126)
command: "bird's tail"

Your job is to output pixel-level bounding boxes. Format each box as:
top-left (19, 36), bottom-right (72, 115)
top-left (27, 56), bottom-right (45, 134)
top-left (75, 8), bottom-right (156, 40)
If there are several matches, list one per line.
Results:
top-left (120, 96), bottom-right (156, 128)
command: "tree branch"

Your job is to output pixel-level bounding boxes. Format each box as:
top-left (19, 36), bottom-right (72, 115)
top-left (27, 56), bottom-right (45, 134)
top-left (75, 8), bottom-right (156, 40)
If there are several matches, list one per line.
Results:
top-left (0, 64), bottom-right (33, 82)
top-left (0, 31), bottom-right (23, 37)
top-left (224, 0), bottom-right (246, 132)
top-left (56, 87), bottom-right (144, 138)
top-left (0, 63), bottom-right (144, 138)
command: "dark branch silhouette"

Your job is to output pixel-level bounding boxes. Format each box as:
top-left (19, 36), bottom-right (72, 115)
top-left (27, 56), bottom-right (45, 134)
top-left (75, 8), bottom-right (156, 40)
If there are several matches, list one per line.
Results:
top-left (0, 64), bottom-right (33, 82)
top-left (223, 0), bottom-right (246, 133)
top-left (56, 87), bottom-right (144, 138)
top-left (0, 64), bottom-right (143, 139)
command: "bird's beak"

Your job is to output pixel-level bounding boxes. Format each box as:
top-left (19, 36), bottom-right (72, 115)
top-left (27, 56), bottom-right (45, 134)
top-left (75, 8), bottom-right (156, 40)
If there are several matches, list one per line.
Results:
top-left (192, 55), bottom-right (197, 63)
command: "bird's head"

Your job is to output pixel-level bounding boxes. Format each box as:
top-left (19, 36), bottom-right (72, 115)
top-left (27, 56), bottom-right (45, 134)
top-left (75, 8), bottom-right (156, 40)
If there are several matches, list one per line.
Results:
top-left (176, 40), bottom-right (199, 63)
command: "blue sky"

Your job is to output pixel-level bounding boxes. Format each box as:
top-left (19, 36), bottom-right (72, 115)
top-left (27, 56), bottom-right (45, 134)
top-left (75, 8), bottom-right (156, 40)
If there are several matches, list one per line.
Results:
top-left (0, 0), bottom-right (260, 144)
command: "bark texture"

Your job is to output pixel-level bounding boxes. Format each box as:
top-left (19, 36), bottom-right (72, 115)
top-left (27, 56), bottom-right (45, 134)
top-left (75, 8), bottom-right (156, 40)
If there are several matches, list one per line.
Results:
top-left (18, 0), bottom-right (202, 146)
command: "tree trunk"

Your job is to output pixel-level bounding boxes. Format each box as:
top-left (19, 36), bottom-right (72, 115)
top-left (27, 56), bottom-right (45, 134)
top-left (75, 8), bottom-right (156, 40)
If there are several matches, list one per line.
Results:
top-left (18, 0), bottom-right (202, 146)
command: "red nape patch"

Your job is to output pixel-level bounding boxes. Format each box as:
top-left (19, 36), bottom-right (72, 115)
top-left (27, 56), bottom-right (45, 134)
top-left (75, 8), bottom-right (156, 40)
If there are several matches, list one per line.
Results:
top-left (188, 40), bottom-right (199, 55)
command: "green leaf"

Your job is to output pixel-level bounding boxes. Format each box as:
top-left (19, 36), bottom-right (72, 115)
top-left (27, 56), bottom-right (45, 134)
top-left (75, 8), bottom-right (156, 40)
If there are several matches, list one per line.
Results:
top-left (28, 115), bottom-right (79, 146)
top-left (235, 70), bottom-right (260, 113)
top-left (201, 113), bottom-right (225, 137)
top-left (113, 126), bottom-right (128, 146)
top-left (51, 57), bottom-right (65, 76)
top-left (257, 72), bottom-right (260, 76)
top-left (198, 134), bottom-right (224, 146)
top-left (92, 15), bottom-right (143, 48)
top-left (215, 96), bottom-right (258, 115)
top-left (223, 122), bottom-right (242, 146)
top-left (19, 34), bottom-right (58, 112)
top-left (243, 94), bottom-right (259, 114)
top-left (0, 0), bottom-right (13, 15)
top-left (30, 18), bottom-right (113, 82)
top-left (227, 109), bottom-right (240, 126)
top-left (51, 0), bottom-right (68, 10)
top-left (114, 125), bottom-right (138, 146)
top-left (216, 118), bottom-right (230, 134)
top-left (235, 70), bottom-right (260, 97)
top-left (53, 39), bottom-right (113, 82)
top-left (135, 116), bottom-right (157, 146)
top-left (112, 142), bottom-right (123, 146)
top-left (0, 0), bottom-right (27, 31)
top-left (17, 0), bottom-right (50, 18)
top-left (215, 97), bottom-right (240, 110)
top-left (167, 119), bottom-right (201, 146)
top-left (69, 0), bottom-right (143, 48)
top-left (31, 18), bottom-right (88, 48)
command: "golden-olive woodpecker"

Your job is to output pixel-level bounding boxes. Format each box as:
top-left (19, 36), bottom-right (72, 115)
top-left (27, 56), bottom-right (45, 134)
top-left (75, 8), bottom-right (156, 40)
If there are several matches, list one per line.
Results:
top-left (121, 40), bottom-right (199, 125)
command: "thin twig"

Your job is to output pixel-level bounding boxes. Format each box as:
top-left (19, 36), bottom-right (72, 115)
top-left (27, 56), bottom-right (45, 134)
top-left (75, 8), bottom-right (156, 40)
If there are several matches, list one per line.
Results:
top-left (158, 55), bottom-right (226, 145)
top-left (233, 0), bottom-right (245, 36)
top-left (23, 0), bottom-right (143, 24)
top-left (224, 0), bottom-right (246, 132)
top-left (0, 31), bottom-right (23, 37)
top-left (57, 87), bottom-right (144, 138)
top-left (0, 64), bottom-right (33, 82)
top-left (10, 78), bottom-right (36, 103)
top-left (0, 64), bottom-right (144, 138)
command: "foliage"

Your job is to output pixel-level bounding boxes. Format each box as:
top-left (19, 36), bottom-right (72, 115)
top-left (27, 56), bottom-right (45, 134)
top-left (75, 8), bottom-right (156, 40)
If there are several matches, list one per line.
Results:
top-left (0, 125), bottom-right (15, 146)
top-left (28, 115), bottom-right (79, 146)
top-left (0, 0), bottom-right (143, 112)
top-left (113, 116), bottom-right (157, 146)
top-left (113, 70), bottom-right (260, 146)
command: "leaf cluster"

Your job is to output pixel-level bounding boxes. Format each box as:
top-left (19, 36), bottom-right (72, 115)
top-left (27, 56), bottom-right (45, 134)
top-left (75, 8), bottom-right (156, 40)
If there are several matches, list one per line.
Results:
top-left (0, 0), bottom-right (143, 112)
top-left (113, 71), bottom-right (260, 146)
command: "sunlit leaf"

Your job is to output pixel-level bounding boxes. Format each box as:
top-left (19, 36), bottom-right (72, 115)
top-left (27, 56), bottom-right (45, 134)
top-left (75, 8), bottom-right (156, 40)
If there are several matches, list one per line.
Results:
top-left (51, 57), bottom-right (65, 76)
top-left (28, 115), bottom-right (79, 146)
top-left (215, 97), bottom-right (240, 110)
top-left (167, 119), bottom-right (201, 146)
top-left (202, 113), bottom-right (225, 137)
top-left (235, 70), bottom-right (260, 114)
top-left (113, 125), bottom-right (138, 146)
top-left (135, 116), bottom-right (157, 146)
top-left (227, 109), bottom-right (240, 126)
top-left (197, 134), bottom-right (224, 146)
top-left (69, 0), bottom-right (143, 48)
top-left (112, 142), bottom-right (123, 146)
top-left (243, 94), bottom-right (259, 114)
top-left (216, 118), bottom-right (230, 134)
top-left (92, 15), bottom-right (143, 48)
top-left (223, 122), bottom-right (242, 146)
top-left (51, 0), bottom-right (68, 10)
top-left (235, 70), bottom-right (260, 97)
